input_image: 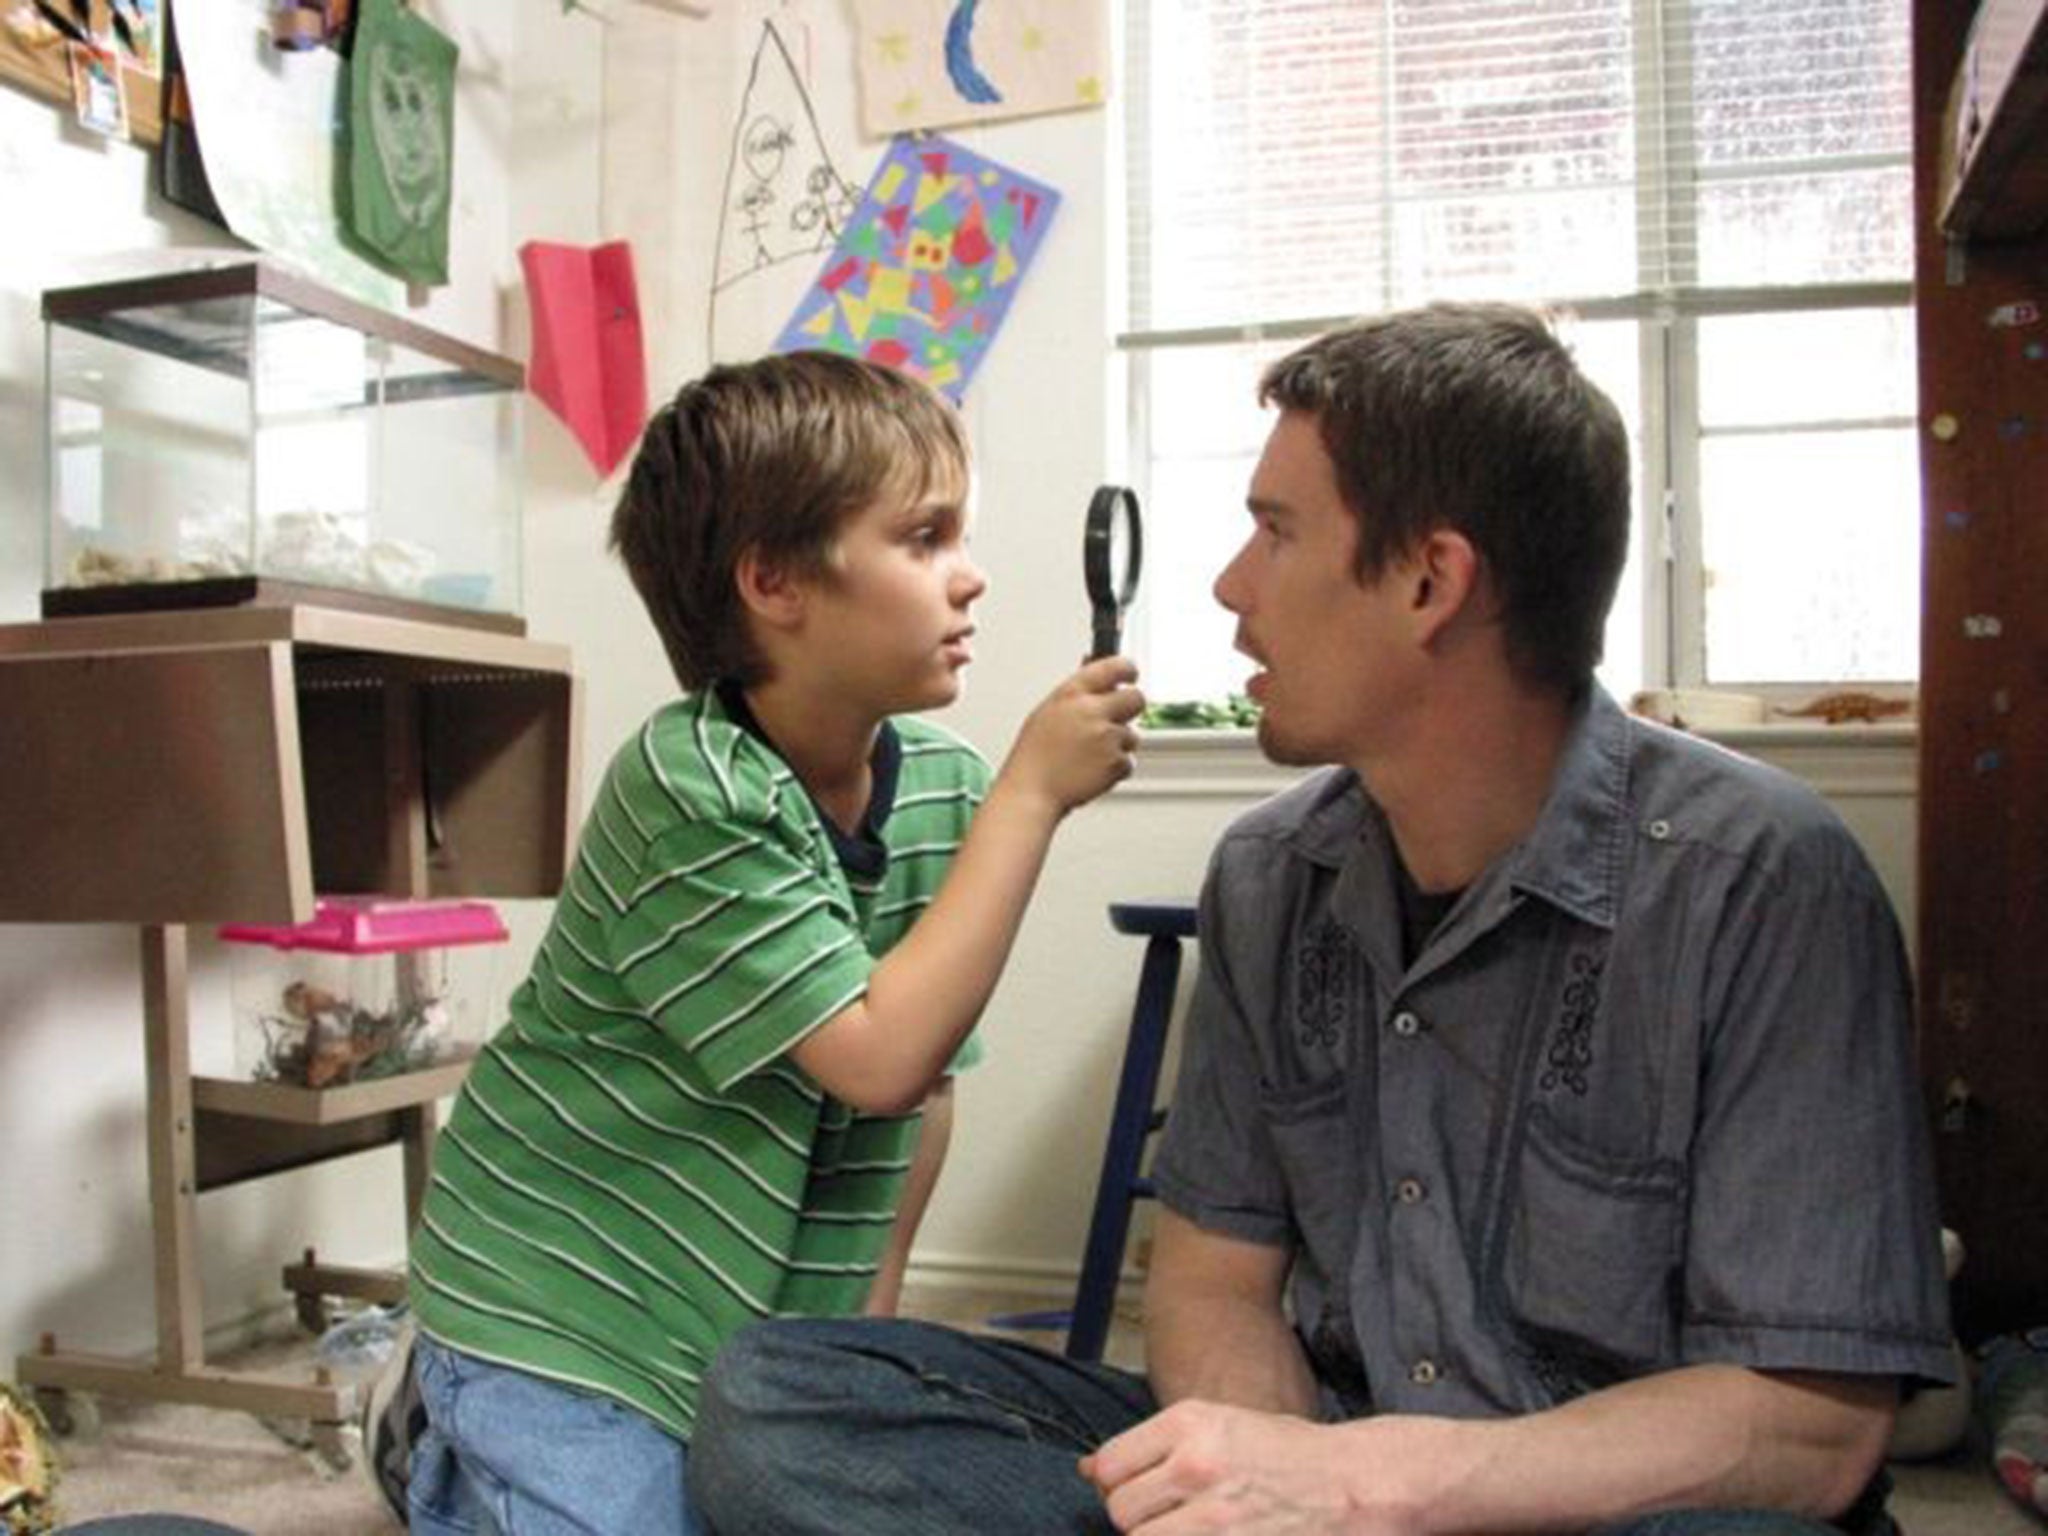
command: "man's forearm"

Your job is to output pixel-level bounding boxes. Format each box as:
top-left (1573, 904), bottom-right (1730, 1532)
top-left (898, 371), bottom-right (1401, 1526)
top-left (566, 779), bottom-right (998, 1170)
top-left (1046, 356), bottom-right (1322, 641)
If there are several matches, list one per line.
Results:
top-left (1088, 1363), bottom-right (1896, 1535)
top-left (1376, 1364), bottom-right (1897, 1533)
top-left (1144, 1289), bottom-right (1320, 1419)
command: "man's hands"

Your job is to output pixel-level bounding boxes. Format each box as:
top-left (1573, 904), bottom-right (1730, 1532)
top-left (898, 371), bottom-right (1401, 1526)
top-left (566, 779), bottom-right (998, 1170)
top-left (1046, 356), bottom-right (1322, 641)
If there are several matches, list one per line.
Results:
top-left (996, 655), bottom-right (1144, 817)
top-left (1078, 1364), bottom-right (1902, 1535)
top-left (1081, 1402), bottom-right (1435, 1535)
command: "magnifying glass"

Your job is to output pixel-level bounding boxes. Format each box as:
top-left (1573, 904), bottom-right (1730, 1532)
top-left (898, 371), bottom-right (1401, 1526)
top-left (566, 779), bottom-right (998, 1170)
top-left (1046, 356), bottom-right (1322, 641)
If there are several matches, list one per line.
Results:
top-left (1084, 484), bottom-right (1144, 660)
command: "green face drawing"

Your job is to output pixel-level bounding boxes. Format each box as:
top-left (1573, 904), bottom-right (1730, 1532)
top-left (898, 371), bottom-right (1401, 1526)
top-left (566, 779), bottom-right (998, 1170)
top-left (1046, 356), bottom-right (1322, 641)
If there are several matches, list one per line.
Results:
top-left (368, 40), bottom-right (449, 228)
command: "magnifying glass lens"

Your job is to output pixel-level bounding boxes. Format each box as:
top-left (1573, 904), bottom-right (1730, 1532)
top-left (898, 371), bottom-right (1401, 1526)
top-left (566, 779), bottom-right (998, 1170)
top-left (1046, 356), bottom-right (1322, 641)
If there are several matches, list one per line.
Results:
top-left (1085, 485), bottom-right (1144, 660)
top-left (1107, 515), bottom-right (1131, 592)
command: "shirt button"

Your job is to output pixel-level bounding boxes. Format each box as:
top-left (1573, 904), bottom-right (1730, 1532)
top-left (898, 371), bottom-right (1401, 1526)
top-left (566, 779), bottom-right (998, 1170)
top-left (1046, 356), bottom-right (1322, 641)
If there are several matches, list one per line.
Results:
top-left (1647, 818), bottom-right (1673, 840)
top-left (1395, 1176), bottom-right (1427, 1204)
top-left (1409, 1358), bottom-right (1440, 1385)
top-left (1391, 1010), bottom-right (1422, 1037)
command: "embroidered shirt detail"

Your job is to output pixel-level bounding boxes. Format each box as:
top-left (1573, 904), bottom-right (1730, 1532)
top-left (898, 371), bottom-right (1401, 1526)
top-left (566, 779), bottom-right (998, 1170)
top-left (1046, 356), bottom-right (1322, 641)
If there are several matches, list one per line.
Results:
top-left (1539, 949), bottom-right (1604, 1096)
top-left (1295, 921), bottom-right (1358, 1051)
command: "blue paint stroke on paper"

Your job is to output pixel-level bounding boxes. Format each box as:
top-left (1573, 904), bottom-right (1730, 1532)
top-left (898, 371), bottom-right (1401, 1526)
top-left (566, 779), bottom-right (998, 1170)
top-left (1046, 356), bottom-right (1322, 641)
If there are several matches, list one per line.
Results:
top-left (945, 0), bottom-right (1003, 103)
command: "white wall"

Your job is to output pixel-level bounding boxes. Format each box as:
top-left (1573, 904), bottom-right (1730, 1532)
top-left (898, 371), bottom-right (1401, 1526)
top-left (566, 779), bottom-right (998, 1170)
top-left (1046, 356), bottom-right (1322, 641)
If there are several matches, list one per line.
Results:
top-left (0, 0), bottom-right (1920, 1387)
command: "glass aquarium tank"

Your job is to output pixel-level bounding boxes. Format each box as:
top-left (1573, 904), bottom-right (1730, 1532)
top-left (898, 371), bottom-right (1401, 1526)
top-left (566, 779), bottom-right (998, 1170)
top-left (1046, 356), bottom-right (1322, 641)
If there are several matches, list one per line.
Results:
top-left (43, 261), bottom-right (524, 631)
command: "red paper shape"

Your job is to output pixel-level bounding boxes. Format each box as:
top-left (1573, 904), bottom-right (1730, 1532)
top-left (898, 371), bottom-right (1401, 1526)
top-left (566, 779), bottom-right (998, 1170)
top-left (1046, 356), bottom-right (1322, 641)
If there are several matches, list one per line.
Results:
top-left (520, 239), bottom-right (648, 477)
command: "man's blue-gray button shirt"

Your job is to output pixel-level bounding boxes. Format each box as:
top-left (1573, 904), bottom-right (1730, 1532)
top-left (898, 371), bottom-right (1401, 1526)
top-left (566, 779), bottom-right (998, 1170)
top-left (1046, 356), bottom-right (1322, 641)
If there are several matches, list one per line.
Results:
top-left (1152, 686), bottom-right (1954, 1420)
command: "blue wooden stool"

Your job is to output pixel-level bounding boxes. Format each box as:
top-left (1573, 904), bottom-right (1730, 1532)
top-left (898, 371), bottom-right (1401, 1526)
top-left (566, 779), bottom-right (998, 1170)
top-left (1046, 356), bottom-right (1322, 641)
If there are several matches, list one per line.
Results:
top-left (994, 900), bottom-right (1196, 1361)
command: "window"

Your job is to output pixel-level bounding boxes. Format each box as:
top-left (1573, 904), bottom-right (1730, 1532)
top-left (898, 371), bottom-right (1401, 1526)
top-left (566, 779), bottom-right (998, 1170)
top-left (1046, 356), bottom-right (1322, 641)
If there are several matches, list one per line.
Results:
top-left (1122, 0), bottom-right (1917, 705)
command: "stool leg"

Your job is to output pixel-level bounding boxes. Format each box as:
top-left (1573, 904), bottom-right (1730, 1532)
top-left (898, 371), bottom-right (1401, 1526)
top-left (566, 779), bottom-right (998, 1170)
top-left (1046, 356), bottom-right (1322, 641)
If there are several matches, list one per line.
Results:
top-left (1066, 933), bottom-right (1183, 1362)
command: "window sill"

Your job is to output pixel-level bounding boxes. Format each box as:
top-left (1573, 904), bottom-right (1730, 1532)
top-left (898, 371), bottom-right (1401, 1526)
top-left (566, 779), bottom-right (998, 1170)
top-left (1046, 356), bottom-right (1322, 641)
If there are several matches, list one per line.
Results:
top-left (1124, 719), bottom-right (1917, 801)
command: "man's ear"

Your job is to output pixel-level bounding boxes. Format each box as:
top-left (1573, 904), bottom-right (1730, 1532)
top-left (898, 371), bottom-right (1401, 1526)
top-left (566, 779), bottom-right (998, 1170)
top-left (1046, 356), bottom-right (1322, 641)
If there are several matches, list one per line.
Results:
top-left (1408, 529), bottom-right (1482, 645)
top-left (735, 546), bottom-right (807, 632)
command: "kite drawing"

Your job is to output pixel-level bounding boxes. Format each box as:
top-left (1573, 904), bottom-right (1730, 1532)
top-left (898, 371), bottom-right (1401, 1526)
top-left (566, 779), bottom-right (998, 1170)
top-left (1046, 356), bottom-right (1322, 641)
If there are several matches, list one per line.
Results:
top-left (852, 0), bottom-right (1108, 136)
top-left (708, 19), bottom-right (862, 354)
top-left (771, 133), bottom-right (1061, 401)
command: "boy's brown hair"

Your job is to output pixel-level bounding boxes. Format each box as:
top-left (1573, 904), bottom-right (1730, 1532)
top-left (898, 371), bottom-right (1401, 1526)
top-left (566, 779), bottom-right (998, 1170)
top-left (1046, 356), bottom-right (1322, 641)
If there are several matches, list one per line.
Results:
top-left (611, 351), bottom-right (971, 691)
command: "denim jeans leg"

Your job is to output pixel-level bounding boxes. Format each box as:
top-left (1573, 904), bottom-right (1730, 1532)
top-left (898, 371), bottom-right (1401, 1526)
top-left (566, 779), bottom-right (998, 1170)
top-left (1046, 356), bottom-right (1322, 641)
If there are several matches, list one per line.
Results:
top-left (691, 1318), bottom-right (1158, 1536)
top-left (1596, 1469), bottom-right (1896, 1536)
top-left (408, 1334), bottom-right (702, 1535)
top-left (1597, 1510), bottom-right (1889, 1536)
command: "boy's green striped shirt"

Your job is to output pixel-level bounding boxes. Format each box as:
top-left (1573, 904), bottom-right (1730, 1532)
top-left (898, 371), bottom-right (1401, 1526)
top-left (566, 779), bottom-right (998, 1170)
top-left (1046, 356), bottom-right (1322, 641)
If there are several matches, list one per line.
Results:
top-left (410, 689), bottom-right (990, 1439)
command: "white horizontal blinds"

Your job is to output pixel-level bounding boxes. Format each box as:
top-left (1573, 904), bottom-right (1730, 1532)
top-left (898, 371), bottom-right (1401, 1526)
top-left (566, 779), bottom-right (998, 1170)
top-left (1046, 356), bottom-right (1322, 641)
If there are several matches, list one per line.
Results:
top-left (1671, 0), bottom-right (1914, 288)
top-left (1125, 0), bottom-right (1912, 339)
top-left (1128, 2), bottom-right (1397, 333)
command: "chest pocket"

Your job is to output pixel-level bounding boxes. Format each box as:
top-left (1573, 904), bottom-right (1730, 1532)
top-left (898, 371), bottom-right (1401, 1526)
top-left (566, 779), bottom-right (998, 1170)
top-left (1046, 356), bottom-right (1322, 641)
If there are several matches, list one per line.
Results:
top-left (1496, 1102), bottom-right (1684, 1394)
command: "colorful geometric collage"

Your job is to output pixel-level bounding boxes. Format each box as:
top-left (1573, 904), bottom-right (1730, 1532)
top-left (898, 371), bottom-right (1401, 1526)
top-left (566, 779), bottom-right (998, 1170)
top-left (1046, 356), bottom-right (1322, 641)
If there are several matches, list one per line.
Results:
top-left (772, 133), bottom-right (1061, 401)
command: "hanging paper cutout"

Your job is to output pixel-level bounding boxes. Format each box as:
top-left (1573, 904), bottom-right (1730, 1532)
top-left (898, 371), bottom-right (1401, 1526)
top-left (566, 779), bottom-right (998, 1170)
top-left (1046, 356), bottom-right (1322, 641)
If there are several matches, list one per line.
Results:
top-left (852, 0), bottom-right (1108, 136)
top-left (772, 135), bottom-right (1060, 401)
top-left (521, 240), bottom-right (649, 477)
top-left (343, 0), bottom-right (458, 287)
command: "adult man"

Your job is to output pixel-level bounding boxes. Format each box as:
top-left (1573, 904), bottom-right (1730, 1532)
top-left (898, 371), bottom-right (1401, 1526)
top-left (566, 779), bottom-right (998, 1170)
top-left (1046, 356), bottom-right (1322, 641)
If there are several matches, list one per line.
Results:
top-left (689, 304), bottom-right (1952, 1535)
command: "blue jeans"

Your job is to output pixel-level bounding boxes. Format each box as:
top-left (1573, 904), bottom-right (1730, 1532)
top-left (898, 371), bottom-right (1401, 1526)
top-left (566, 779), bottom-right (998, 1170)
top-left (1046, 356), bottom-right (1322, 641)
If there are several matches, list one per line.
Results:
top-left (690, 1318), bottom-right (1893, 1536)
top-left (408, 1333), bottom-right (705, 1535)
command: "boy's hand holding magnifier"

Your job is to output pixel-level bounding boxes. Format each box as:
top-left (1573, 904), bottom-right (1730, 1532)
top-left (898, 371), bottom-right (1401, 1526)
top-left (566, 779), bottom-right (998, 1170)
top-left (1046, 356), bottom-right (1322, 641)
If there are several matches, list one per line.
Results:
top-left (996, 486), bottom-right (1148, 817)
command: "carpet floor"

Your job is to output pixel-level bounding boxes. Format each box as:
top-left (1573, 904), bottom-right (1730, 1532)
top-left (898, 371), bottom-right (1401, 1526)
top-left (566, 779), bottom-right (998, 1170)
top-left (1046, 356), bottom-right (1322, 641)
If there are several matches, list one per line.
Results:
top-left (33, 1288), bottom-right (2039, 1535)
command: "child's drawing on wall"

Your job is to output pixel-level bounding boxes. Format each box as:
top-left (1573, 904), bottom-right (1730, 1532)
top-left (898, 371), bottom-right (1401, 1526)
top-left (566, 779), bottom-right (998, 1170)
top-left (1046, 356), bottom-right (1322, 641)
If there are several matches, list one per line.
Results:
top-left (852, 0), bottom-right (1108, 135)
top-left (772, 133), bottom-right (1059, 401)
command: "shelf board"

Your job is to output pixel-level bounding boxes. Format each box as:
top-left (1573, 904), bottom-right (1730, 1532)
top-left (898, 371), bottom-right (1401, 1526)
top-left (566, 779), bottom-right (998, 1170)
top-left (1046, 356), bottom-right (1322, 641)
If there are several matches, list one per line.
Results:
top-left (192, 1055), bottom-right (474, 1125)
top-left (1941, 0), bottom-right (2048, 238)
top-left (0, 603), bottom-right (567, 672)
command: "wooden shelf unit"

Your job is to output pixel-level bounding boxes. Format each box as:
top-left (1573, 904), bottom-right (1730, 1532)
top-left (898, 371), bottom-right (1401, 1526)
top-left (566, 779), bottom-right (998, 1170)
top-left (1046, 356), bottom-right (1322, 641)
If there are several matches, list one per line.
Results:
top-left (0, 606), bottom-right (580, 1453)
top-left (1914, 0), bottom-right (2048, 1338)
top-left (1939, 0), bottom-right (2048, 237)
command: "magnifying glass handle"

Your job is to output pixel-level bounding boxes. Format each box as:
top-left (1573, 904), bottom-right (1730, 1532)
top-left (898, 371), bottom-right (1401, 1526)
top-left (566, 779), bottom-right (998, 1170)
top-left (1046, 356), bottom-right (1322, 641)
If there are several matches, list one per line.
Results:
top-left (1091, 615), bottom-right (1122, 661)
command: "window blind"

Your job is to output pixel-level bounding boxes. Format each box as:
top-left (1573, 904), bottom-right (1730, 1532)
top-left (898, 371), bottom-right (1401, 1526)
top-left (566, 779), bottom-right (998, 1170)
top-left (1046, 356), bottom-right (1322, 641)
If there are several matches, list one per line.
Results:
top-left (1124, 0), bottom-right (1914, 343)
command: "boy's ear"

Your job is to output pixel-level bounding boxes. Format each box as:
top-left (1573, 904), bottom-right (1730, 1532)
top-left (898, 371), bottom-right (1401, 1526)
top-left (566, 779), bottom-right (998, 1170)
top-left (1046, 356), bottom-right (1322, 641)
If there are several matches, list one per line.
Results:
top-left (735, 546), bottom-right (807, 631)
top-left (1407, 528), bottom-right (1483, 645)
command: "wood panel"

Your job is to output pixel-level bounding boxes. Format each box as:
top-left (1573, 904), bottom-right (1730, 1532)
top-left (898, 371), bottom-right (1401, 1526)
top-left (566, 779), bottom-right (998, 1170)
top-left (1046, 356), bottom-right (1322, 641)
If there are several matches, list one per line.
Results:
top-left (1913, 0), bottom-right (2048, 1340)
top-left (297, 658), bottom-right (580, 899)
top-left (0, 607), bottom-right (580, 917)
top-left (0, 644), bottom-right (311, 923)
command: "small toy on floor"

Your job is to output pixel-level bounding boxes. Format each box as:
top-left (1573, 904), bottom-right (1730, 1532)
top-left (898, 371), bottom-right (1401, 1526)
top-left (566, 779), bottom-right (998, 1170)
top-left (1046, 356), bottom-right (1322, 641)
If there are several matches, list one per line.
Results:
top-left (0, 1381), bottom-right (56, 1535)
top-left (1977, 1326), bottom-right (2048, 1518)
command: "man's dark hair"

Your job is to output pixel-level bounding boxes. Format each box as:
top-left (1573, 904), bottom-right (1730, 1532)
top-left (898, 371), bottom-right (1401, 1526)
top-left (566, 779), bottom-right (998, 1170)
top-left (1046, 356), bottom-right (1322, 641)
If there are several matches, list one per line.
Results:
top-left (610, 351), bottom-right (970, 691)
top-left (1260, 303), bottom-right (1631, 695)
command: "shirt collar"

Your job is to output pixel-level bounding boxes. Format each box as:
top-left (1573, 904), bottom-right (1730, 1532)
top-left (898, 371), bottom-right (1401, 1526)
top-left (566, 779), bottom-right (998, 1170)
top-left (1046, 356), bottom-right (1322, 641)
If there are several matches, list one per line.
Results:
top-left (713, 681), bottom-right (902, 881)
top-left (1299, 685), bottom-right (1633, 936)
top-left (1497, 684), bottom-right (1631, 930)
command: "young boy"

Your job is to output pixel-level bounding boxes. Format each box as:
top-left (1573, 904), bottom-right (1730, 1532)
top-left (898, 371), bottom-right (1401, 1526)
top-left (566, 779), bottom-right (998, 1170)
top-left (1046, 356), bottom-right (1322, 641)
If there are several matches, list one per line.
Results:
top-left (400, 351), bottom-right (1144, 1534)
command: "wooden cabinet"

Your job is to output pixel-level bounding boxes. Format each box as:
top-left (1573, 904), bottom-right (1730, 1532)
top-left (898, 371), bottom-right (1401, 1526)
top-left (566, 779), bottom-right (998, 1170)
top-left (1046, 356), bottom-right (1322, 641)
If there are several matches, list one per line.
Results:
top-left (1913, 0), bottom-right (2048, 1340)
top-left (0, 606), bottom-right (579, 1453)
